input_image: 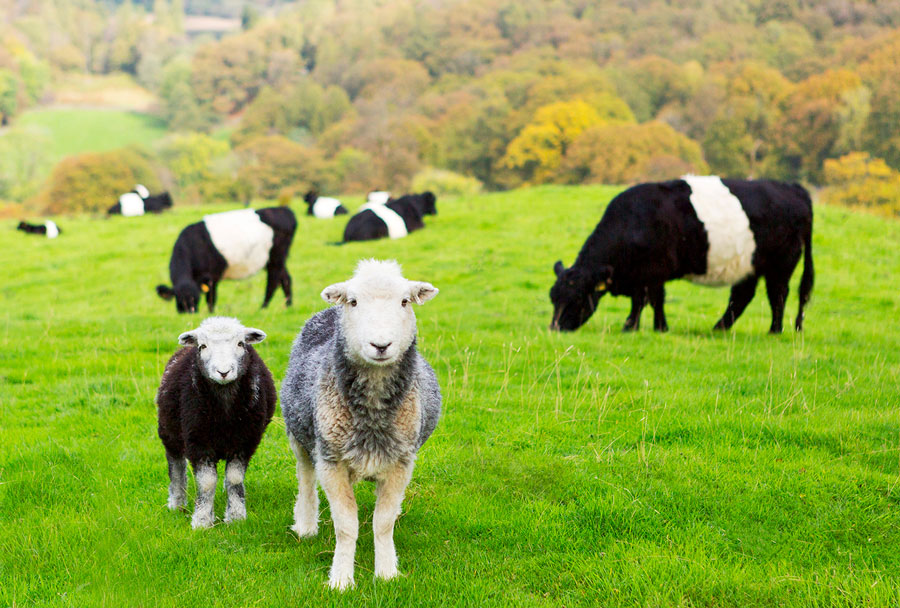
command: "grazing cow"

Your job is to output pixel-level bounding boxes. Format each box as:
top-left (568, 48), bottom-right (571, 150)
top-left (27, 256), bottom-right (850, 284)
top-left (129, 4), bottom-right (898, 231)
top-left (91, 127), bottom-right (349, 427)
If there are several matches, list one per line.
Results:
top-left (17, 220), bottom-right (60, 238)
top-left (342, 199), bottom-right (425, 243)
top-left (303, 190), bottom-right (348, 218)
top-left (550, 176), bottom-right (814, 334)
top-left (156, 207), bottom-right (297, 313)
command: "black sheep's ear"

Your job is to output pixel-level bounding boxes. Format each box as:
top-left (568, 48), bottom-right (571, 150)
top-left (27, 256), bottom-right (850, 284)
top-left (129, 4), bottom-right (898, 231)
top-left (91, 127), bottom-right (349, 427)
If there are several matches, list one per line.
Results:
top-left (244, 328), bottom-right (267, 344)
top-left (553, 261), bottom-right (565, 277)
top-left (156, 285), bottom-right (175, 300)
top-left (178, 330), bottom-right (199, 346)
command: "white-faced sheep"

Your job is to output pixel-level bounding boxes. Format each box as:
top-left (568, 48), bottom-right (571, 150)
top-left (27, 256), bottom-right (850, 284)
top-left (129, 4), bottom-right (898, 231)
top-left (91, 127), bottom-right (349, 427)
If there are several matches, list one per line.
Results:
top-left (156, 317), bottom-right (276, 529)
top-left (280, 259), bottom-right (441, 590)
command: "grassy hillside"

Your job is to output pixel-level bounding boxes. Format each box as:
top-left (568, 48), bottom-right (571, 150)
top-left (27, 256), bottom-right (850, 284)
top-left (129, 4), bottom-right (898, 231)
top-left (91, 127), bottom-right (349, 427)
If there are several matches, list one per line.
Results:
top-left (1, 187), bottom-right (899, 607)
top-left (17, 108), bottom-right (168, 163)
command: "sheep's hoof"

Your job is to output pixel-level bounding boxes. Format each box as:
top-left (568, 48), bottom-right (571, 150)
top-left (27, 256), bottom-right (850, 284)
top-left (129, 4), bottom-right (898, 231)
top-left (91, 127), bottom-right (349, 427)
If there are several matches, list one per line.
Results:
top-left (374, 565), bottom-right (400, 581)
top-left (191, 513), bottom-right (214, 529)
top-left (327, 573), bottom-right (355, 591)
top-left (224, 510), bottom-right (246, 523)
top-left (167, 496), bottom-right (186, 510)
top-left (291, 523), bottom-right (318, 538)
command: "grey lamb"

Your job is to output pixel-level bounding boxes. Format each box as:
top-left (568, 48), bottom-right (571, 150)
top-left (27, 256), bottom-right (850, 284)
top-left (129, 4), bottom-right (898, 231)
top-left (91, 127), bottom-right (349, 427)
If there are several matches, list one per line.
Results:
top-left (280, 259), bottom-right (441, 590)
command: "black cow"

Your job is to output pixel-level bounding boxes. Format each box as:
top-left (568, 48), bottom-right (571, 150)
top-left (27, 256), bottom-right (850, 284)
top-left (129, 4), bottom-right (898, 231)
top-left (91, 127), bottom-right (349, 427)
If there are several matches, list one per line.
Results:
top-left (303, 190), bottom-right (348, 218)
top-left (17, 220), bottom-right (60, 238)
top-left (156, 207), bottom-right (296, 313)
top-left (342, 199), bottom-right (425, 242)
top-left (550, 176), bottom-right (814, 334)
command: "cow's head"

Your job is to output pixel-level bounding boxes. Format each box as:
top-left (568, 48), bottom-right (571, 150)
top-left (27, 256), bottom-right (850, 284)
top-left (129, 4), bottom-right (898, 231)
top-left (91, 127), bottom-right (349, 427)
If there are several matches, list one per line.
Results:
top-left (421, 191), bottom-right (437, 215)
top-left (549, 261), bottom-right (612, 331)
top-left (156, 279), bottom-right (203, 313)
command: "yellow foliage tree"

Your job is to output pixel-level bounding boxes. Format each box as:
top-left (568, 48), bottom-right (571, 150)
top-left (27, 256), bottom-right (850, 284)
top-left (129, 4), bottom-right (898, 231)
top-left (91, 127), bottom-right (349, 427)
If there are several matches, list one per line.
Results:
top-left (500, 99), bottom-right (606, 185)
top-left (823, 152), bottom-right (900, 218)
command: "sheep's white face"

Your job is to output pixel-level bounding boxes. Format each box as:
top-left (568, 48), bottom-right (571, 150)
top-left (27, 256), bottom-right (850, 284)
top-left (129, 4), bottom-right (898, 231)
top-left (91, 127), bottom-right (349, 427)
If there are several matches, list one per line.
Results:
top-left (178, 317), bottom-right (266, 384)
top-left (322, 261), bottom-right (438, 367)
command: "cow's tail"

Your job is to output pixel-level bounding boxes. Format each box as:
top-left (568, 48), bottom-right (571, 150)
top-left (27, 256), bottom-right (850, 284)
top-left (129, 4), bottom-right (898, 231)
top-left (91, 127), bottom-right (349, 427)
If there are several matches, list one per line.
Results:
top-left (795, 185), bottom-right (814, 331)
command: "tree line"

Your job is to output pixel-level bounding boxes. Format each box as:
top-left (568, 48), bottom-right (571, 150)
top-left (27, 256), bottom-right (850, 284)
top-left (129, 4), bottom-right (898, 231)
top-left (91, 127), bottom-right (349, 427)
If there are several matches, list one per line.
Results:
top-left (2, 0), bottom-right (900, 215)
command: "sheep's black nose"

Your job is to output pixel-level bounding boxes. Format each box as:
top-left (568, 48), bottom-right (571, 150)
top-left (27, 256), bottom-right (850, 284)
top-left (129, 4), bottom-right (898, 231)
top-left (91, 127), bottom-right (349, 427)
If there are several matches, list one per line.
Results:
top-left (218, 370), bottom-right (229, 378)
top-left (371, 342), bottom-right (391, 354)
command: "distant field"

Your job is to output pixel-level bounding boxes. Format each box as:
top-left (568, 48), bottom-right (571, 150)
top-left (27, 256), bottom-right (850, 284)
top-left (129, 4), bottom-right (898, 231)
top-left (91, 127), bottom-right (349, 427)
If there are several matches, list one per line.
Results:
top-left (17, 108), bottom-right (168, 163)
top-left (1, 187), bottom-right (899, 606)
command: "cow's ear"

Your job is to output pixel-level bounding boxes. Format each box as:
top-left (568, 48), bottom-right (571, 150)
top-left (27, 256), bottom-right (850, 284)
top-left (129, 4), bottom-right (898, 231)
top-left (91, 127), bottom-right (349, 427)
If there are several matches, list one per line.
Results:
top-left (321, 282), bottom-right (349, 304)
top-left (156, 284), bottom-right (175, 300)
top-left (597, 265), bottom-right (614, 285)
top-left (553, 261), bottom-right (565, 277)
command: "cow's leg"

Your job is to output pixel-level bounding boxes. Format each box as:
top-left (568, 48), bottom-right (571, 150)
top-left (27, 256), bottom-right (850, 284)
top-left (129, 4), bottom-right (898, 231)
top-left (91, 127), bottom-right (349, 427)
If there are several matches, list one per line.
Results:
top-left (223, 459), bottom-right (247, 523)
top-left (648, 284), bottom-right (668, 332)
top-left (166, 451), bottom-right (187, 510)
top-left (262, 266), bottom-right (281, 308)
top-left (289, 434), bottom-right (318, 537)
top-left (623, 289), bottom-right (647, 331)
top-left (191, 460), bottom-right (217, 529)
top-left (280, 268), bottom-right (293, 306)
top-left (318, 461), bottom-right (358, 590)
top-left (713, 276), bottom-right (759, 331)
top-left (206, 282), bottom-right (218, 313)
top-left (373, 461), bottom-right (414, 581)
top-left (765, 272), bottom-right (791, 334)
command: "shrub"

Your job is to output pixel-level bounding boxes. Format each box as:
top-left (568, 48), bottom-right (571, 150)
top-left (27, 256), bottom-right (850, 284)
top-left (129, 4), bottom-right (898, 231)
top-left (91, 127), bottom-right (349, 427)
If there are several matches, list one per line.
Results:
top-left (411, 168), bottom-right (482, 198)
top-left (157, 132), bottom-right (231, 202)
top-left (35, 147), bottom-right (161, 215)
top-left (234, 135), bottom-right (325, 199)
top-left (823, 152), bottom-right (900, 217)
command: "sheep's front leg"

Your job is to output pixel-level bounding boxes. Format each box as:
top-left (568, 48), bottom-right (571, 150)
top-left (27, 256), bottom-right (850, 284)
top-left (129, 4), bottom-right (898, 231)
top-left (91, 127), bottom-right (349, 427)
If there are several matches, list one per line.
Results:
top-left (373, 461), bottom-right (414, 581)
top-left (191, 460), bottom-right (217, 529)
top-left (166, 452), bottom-right (187, 510)
top-left (289, 435), bottom-right (318, 537)
top-left (318, 461), bottom-right (358, 590)
top-left (224, 459), bottom-right (247, 523)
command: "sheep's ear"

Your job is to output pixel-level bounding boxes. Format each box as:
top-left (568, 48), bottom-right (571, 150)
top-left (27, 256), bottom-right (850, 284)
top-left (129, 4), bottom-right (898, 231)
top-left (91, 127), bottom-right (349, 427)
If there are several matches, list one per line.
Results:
top-left (244, 328), bottom-right (266, 344)
top-left (178, 330), bottom-right (199, 346)
top-left (157, 284), bottom-right (175, 300)
top-left (321, 282), bottom-right (349, 304)
top-left (409, 281), bottom-right (438, 304)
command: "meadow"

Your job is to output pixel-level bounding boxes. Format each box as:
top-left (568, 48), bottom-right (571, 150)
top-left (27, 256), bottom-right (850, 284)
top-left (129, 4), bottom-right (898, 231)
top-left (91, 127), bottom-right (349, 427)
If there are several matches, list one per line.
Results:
top-left (1, 186), bottom-right (898, 607)
top-left (17, 108), bottom-right (168, 165)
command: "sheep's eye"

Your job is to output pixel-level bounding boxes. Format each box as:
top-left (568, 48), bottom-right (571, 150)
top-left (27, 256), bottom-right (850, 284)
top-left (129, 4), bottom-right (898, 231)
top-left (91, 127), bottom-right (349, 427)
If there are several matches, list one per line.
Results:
top-left (198, 344), bottom-right (206, 351)
top-left (238, 341), bottom-right (245, 348)
top-left (401, 298), bottom-right (409, 307)
top-left (349, 299), bottom-right (357, 307)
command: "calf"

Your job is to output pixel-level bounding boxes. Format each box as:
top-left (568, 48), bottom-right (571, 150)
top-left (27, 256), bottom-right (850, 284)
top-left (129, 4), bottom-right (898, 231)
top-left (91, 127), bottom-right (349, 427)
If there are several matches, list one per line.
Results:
top-left (304, 190), bottom-right (348, 218)
top-left (550, 176), bottom-right (814, 333)
top-left (156, 207), bottom-right (296, 313)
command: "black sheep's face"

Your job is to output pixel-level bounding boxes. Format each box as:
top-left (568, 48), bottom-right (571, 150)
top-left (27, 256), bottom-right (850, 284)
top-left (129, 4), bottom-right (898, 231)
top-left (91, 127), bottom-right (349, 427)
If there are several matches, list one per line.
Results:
top-left (549, 262), bottom-right (607, 331)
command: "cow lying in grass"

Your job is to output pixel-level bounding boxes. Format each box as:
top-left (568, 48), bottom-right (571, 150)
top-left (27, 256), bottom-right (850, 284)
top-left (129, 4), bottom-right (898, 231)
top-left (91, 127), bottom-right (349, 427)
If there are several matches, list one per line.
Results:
top-left (550, 176), bottom-right (814, 333)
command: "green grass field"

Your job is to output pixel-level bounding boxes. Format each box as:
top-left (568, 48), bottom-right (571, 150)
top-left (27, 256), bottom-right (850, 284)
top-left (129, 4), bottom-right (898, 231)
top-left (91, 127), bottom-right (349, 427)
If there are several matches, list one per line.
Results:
top-left (17, 108), bottom-right (168, 164)
top-left (2, 186), bottom-right (899, 607)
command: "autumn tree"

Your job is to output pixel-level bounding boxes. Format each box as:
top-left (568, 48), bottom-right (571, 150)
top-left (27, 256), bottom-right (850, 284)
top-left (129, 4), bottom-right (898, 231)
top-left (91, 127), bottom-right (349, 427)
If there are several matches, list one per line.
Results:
top-left (500, 99), bottom-right (607, 185)
top-left (560, 121), bottom-right (708, 185)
